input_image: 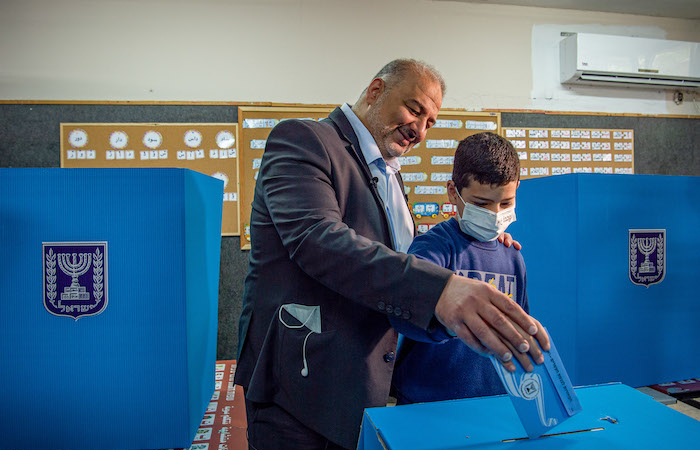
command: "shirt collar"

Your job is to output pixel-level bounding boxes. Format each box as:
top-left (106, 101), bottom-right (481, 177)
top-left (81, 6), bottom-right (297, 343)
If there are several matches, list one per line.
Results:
top-left (340, 103), bottom-right (401, 173)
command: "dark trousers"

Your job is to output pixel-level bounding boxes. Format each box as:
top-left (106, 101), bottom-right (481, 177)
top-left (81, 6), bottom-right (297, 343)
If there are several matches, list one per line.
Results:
top-left (244, 397), bottom-right (349, 450)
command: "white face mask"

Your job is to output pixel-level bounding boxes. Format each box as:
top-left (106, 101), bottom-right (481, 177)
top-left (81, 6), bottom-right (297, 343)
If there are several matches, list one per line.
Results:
top-left (456, 190), bottom-right (516, 242)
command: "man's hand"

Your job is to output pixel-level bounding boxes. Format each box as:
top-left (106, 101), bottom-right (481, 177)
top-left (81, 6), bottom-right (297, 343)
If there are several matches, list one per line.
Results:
top-left (434, 274), bottom-right (550, 372)
top-left (495, 316), bottom-right (548, 372)
top-left (498, 232), bottom-right (522, 250)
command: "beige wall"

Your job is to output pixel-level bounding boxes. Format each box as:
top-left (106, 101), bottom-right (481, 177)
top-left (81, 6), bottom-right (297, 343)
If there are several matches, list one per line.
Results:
top-left (1, 0), bottom-right (698, 114)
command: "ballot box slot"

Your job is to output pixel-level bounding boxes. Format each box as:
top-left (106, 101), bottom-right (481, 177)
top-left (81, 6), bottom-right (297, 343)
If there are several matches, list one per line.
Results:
top-left (501, 426), bottom-right (605, 442)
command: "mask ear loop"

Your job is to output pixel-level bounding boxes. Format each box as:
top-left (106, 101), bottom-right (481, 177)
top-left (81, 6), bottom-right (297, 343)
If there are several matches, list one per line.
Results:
top-left (279, 306), bottom-right (316, 378)
top-left (455, 189), bottom-right (467, 209)
top-left (300, 331), bottom-right (313, 377)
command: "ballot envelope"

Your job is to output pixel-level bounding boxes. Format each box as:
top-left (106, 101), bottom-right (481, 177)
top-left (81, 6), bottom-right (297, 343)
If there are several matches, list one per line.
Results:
top-left (489, 329), bottom-right (582, 438)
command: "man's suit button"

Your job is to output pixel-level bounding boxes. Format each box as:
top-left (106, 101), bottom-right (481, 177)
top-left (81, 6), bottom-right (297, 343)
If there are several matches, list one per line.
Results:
top-left (377, 301), bottom-right (385, 311)
top-left (402, 310), bottom-right (411, 320)
top-left (393, 307), bottom-right (402, 317)
top-left (383, 352), bottom-right (395, 363)
top-left (386, 305), bottom-right (393, 314)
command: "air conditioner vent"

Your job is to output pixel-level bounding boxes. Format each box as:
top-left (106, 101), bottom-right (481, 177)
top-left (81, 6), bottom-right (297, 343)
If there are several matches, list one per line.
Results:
top-left (560, 33), bottom-right (700, 89)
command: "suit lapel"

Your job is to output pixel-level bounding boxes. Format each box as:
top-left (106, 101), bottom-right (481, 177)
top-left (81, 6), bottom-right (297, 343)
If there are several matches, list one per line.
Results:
top-left (326, 107), bottom-right (396, 249)
top-left (327, 108), bottom-right (372, 177)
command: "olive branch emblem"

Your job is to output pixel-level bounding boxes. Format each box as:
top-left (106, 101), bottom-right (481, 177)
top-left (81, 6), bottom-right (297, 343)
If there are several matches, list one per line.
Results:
top-left (93, 248), bottom-right (104, 304)
top-left (656, 236), bottom-right (664, 275)
top-left (46, 249), bottom-right (57, 307)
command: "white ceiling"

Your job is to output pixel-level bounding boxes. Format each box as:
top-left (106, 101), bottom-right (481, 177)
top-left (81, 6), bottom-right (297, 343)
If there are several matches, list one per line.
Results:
top-left (433, 0), bottom-right (700, 20)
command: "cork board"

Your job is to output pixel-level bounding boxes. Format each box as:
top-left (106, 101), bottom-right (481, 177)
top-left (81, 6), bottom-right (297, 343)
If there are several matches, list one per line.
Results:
top-left (502, 127), bottom-right (634, 179)
top-left (237, 107), bottom-right (335, 250)
top-left (60, 123), bottom-right (240, 235)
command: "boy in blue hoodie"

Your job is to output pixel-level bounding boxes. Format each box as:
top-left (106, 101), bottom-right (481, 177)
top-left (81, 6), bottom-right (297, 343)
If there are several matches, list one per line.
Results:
top-left (391, 131), bottom-right (530, 404)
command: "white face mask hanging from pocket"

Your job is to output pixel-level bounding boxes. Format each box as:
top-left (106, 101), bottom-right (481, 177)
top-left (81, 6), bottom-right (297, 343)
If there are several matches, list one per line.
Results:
top-left (278, 303), bottom-right (321, 378)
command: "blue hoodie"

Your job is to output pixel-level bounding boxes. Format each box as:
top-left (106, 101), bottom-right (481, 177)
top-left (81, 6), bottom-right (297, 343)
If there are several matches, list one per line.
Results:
top-left (390, 218), bottom-right (529, 403)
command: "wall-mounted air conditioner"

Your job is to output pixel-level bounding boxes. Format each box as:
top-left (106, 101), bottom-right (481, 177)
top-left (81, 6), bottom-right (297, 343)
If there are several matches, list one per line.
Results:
top-left (560, 33), bottom-right (700, 89)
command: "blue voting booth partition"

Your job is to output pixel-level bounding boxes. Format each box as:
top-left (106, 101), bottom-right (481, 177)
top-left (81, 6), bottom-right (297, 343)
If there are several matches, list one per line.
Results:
top-left (508, 174), bottom-right (700, 388)
top-left (0, 168), bottom-right (223, 450)
top-left (358, 383), bottom-right (700, 449)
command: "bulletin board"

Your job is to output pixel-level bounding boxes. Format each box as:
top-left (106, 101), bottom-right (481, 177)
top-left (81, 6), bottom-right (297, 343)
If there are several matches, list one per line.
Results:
top-left (502, 127), bottom-right (634, 179)
top-left (237, 106), bottom-right (335, 250)
top-left (402, 111), bottom-right (501, 234)
top-left (60, 123), bottom-right (240, 235)
top-left (237, 108), bottom-right (499, 245)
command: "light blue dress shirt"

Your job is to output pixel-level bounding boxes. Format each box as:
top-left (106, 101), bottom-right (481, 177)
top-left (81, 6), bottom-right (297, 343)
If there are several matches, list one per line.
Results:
top-left (340, 103), bottom-right (414, 253)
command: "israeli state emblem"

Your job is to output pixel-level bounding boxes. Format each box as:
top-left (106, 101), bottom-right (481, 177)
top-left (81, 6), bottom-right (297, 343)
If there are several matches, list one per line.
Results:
top-left (629, 230), bottom-right (665, 287)
top-left (43, 242), bottom-right (108, 319)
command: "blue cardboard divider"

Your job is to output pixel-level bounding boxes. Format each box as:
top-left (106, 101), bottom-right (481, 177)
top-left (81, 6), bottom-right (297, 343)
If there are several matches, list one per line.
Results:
top-left (0, 168), bottom-right (223, 450)
top-left (508, 174), bottom-right (700, 387)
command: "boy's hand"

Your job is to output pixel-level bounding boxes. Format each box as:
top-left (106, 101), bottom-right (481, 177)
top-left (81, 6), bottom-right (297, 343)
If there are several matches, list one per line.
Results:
top-left (435, 274), bottom-right (550, 372)
top-left (498, 232), bottom-right (522, 250)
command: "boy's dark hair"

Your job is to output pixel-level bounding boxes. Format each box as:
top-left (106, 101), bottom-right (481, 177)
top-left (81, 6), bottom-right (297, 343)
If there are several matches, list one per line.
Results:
top-left (452, 132), bottom-right (520, 191)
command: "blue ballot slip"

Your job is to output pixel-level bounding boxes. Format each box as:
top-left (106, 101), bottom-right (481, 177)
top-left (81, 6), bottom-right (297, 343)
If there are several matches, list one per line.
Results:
top-left (489, 329), bottom-right (582, 439)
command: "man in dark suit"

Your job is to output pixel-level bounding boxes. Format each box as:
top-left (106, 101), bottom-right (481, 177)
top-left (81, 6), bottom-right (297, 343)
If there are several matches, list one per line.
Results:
top-left (235, 59), bottom-right (549, 450)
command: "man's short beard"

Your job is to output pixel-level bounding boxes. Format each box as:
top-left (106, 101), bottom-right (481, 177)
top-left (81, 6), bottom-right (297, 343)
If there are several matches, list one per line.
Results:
top-left (385, 140), bottom-right (411, 159)
top-left (365, 94), bottom-right (409, 159)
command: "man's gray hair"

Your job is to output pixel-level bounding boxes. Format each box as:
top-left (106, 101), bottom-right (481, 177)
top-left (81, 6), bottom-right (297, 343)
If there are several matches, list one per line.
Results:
top-left (372, 58), bottom-right (446, 96)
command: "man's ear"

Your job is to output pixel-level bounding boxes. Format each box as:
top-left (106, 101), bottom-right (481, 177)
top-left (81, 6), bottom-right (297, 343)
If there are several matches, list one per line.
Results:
top-left (365, 78), bottom-right (385, 106)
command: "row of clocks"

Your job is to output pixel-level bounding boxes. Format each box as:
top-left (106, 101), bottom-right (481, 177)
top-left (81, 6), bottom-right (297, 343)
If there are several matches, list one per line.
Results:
top-left (67, 129), bottom-right (236, 150)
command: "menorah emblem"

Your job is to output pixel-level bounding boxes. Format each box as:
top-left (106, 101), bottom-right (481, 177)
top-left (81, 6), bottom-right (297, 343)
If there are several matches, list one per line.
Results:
top-left (43, 242), bottom-right (108, 320)
top-left (58, 252), bottom-right (92, 301)
top-left (637, 237), bottom-right (657, 274)
top-left (629, 230), bottom-right (665, 287)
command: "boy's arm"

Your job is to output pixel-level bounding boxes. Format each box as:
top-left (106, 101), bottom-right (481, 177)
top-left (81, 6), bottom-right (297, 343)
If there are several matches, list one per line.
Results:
top-left (511, 249), bottom-right (529, 314)
top-left (389, 231), bottom-right (456, 343)
top-left (388, 313), bottom-right (452, 343)
top-left (520, 261), bottom-right (529, 314)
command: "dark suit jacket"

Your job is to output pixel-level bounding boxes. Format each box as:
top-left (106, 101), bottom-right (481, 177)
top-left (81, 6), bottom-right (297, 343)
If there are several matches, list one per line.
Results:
top-left (234, 107), bottom-right (453, 449)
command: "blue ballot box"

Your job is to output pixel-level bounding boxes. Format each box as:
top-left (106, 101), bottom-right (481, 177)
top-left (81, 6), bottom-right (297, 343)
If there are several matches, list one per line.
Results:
top-left (358, 383), bottom-right (700, 449)
top-left (507, 174), bottom-right (700, 388)
top-left (0, 168), bottom-right (223, 450)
